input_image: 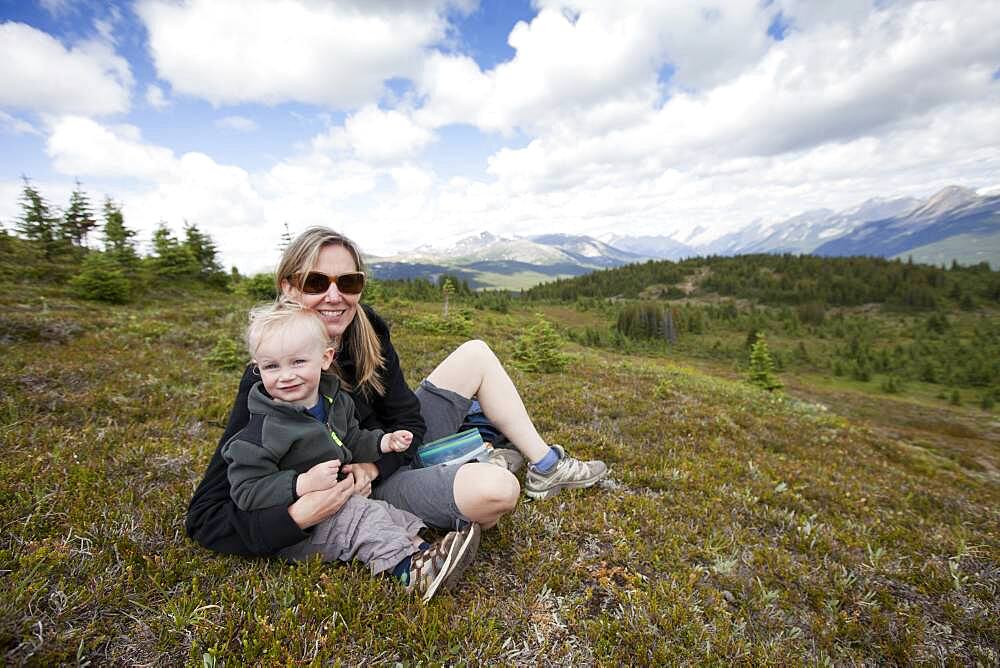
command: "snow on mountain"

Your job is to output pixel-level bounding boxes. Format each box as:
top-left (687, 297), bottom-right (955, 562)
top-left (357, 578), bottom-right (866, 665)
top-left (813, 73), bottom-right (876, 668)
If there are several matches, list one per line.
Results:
top-left (906, 186), bottom-right (979, 221)
top-left (604, 234), bottom-right (697, 260)
top-left (814, 187), bottom-right (1000, 259)
top-left (529, 234), bottom-right (646, 266)
top-left (368, 185), bottom-right (997, 289)
top-left (373, 231), bottom-right (640, 268)
top-left (739, 196), bottom-right (920, 255)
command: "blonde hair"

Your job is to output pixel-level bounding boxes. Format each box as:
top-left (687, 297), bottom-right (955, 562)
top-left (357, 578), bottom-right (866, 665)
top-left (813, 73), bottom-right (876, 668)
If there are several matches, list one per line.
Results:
top-left (275, 226), bottom-right (385, 397)
top-left (246, 298), bottom-right (330, 360)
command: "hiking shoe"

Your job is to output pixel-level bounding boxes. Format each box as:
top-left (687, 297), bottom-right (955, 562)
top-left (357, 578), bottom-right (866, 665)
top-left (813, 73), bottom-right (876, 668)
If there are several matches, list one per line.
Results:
top-left (488, 446), bottom-right (525, 474)
top-left (406, 522), bottom-right (481, 603)
top-left (524, 445), bottom-right (608, 500)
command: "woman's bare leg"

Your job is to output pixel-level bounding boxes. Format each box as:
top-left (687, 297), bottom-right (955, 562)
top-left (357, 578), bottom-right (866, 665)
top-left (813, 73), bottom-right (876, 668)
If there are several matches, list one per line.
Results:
top-left (452, 462), bottom-right (520, 529)
top-left (425, 340), bottom-right (550, 463)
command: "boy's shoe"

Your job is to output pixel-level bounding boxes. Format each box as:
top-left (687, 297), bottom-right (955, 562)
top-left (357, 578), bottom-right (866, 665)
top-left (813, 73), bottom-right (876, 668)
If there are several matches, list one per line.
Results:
top-left (488, 446), bottom-right (525, 474)
top-left (406, 522), bottom-right (481, 603)
top-left (524, 445), bottom-right (608, 500)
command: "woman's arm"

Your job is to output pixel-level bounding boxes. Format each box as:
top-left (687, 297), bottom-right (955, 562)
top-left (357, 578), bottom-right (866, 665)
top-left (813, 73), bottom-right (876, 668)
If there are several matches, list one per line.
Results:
top-left (349, 308), bottom-right (427, 481)
top-left (289, 474), bottom-right (368, 527)
top-left (185, 366), bottom-right (308, 556)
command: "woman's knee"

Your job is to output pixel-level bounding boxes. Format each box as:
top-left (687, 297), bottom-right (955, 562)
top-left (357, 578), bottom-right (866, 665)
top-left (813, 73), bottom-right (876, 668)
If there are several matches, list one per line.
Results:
top-left (457, 339), bottom-right (497, 365)
top-left (485, 468), bottom-right (520, 510)
top-left (455, 463), bottom-right (520, 511)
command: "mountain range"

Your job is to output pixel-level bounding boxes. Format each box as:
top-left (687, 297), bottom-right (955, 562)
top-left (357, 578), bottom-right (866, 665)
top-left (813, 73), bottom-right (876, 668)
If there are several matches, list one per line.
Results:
top-left (367, 185), bottom-right (1000, 289)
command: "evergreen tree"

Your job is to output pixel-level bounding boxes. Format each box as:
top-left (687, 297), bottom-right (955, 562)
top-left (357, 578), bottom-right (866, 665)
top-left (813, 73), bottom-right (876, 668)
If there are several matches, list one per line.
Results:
top-left (183, 222), bottom-right (225, 283)
top-left (60, 180), bottom-right (98, 246)
top-left (279, 222), bottom-right (293, 252)
top-left (747, 333), bottom-right (783, 392)
top-left (442, 278), bottom-right (455, 316)
top-left (101, 197), bottom-right (139, 270)
top-left (150, 223), bottom-right (199, 280)
top-left (512, 315), bottom-right (569, 373)
top-left (69, 252), bottom-right (131, 303)
top-left (16, 177), bottom-right (60, 258)
top-left (663, 308), bottom-right (677, 343)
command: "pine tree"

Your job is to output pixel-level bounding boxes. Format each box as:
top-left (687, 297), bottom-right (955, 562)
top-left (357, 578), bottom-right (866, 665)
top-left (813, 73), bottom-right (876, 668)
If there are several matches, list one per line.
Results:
top-left (747, 333), bottom-right (783, 392)
top-left (182, 222), bottom-right (225, 285)
top-left (441, 278), bottom-right (455, 316)
top-left (60, 180), bottom-right (98, 246)
top-left (150, 223), bottom-right (199, 280)
top-left (101, 197), bottom-right (138, 270)
top-left (69, 252), bottom-right (131, 303)
top-left (16, 177), bottom-right (60, 258)
top-left (279, 222), bottom-right (293, 252)
top-left (512, 315), bottom-right (569, 373)
top-left (662, 308), bottom-right (677, 343)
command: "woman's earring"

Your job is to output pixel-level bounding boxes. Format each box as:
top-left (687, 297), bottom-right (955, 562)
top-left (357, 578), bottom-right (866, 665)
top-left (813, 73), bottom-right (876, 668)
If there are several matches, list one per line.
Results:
top-left (251, 365), bottom-right (261, 376)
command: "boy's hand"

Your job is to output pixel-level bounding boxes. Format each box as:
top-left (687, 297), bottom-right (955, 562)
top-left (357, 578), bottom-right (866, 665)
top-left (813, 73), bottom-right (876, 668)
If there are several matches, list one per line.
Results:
top-left (296, 459), bottom-right (341, 496)
top-left (380, 430), bottom-right (413, 453)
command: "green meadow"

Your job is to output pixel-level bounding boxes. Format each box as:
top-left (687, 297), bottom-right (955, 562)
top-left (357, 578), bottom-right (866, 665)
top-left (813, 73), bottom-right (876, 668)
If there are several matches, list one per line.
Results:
top-left (2, 278), bottom-right (998, 665)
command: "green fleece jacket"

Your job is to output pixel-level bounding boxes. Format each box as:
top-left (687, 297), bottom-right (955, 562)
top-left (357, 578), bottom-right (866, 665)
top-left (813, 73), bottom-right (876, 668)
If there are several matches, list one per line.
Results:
top-left (221, 374), bottom-right (385, 511)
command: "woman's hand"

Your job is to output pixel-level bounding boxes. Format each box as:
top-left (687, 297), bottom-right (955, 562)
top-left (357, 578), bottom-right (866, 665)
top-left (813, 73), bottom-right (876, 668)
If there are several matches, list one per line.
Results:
top-left (287, 475), bottom-right (355, 529)
top-left (341, 462), bottom-right (378, 497)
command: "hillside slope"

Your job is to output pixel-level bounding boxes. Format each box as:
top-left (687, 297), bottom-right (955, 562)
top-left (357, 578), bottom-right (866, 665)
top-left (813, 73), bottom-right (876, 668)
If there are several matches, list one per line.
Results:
top-left (1, 292), bottom-right (997, 664)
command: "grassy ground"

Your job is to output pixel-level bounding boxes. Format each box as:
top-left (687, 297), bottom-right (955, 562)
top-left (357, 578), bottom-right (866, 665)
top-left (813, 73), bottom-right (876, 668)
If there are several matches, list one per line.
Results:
top-left (2, 290), bottom-right (998, 665)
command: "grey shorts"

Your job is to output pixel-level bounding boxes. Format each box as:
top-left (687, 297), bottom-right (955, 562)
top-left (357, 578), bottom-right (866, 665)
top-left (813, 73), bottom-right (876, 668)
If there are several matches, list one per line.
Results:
top-left (414, 379), bottom-right (472, 442)
top-left (371, 380), bottom-right (473, 530)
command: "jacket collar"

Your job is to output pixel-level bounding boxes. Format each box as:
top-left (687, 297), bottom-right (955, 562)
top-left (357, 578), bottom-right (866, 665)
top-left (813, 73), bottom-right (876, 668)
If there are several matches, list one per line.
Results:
top-left (247, 374), bottom-right (342, 417)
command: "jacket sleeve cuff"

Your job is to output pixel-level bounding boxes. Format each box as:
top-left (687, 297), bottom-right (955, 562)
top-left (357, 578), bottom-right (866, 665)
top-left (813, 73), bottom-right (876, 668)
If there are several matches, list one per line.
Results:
top-left (257, 505), bottom-right (310, 552)
top-left (374, 451), bottom-right (404, 481)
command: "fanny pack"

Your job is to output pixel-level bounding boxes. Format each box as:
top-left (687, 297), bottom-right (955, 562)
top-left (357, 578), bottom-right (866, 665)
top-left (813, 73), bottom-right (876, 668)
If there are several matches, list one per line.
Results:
top-left (413, 428), bottom-right (489, 468)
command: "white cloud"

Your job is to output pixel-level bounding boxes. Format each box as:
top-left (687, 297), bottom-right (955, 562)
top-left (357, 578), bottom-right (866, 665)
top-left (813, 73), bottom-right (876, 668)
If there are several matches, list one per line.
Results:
top-left (313, 106), bottom-right (434, 164)
top-left (0, 180), bottom-right (22, 231)
top-left (448, 0), bottom-right (1000, 234)
top-left (0, 111), bottom-right (41, 136)
top-left (145, 84), bottom-right (169, 110)
top-left (135, 0), bottom-right (457, 108)
top-left (216, 115), bottom-right (259, 133)
top-left (0, 22), bottom-right (132, 116)
top-left (39, 115), bottom-right (392, 272)
top-left (38, 0), bottom-right (73, 17)
top-left (17, 1), bottom-right (1000, 269)
top-left (416, 0), bottom-right (772, 133)
top-left (46, 116), bottom-right (176, 181)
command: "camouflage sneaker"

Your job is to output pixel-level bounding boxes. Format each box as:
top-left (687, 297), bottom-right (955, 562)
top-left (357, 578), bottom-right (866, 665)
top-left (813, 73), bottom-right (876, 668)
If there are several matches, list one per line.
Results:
top-left (406, 522), bottom-right (481, 603)
top-left (524, 445), bottom-right (608, 500)
top-left (487, 446), bottom-right (525, 474)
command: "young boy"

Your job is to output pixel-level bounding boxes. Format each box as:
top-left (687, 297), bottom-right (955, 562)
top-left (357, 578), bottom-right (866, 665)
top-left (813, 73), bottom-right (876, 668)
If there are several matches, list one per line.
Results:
top-left (222, 299), bottom-right (479, 602)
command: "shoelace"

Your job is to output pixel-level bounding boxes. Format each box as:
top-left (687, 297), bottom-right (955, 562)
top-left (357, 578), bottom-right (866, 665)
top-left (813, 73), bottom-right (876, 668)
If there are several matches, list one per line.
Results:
top-left (557, 455), bottom-right (591, 477)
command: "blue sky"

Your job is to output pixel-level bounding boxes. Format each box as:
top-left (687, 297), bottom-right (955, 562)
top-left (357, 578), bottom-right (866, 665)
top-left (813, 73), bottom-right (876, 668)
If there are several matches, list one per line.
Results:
top-left (1, 0), bottom-right (999, 272)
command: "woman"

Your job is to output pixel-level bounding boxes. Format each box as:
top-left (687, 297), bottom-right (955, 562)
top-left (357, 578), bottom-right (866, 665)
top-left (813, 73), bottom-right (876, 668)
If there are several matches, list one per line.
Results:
top-left (186, 227), bottom-right (607, 556)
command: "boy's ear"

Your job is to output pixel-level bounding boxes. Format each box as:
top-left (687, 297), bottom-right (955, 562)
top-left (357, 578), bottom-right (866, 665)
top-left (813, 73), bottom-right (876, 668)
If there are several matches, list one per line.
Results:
top-left (320, 347), bottom-right (335, 370)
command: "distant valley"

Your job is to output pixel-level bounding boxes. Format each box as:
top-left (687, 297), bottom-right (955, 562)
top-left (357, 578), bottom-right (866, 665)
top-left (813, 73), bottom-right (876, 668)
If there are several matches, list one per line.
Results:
top-left (367, 185), bottom-right (1000, 290)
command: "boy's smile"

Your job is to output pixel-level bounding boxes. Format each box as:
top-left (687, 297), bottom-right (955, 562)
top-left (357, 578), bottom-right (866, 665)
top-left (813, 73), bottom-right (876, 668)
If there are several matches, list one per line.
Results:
top-left (253, 324), bottom-right (334, 408)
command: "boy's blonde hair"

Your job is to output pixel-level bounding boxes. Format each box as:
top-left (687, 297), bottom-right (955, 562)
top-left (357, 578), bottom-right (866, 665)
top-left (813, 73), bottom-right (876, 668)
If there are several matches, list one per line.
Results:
top-left (246, 298), bottom-right (330, 360)
top-left (275, 226), bottom-right (385, 397)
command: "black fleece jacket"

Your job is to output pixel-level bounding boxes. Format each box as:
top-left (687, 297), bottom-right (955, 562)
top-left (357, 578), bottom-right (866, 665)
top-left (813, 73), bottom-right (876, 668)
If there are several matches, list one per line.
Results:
top-left (185, 306), bottom-right (427, 556)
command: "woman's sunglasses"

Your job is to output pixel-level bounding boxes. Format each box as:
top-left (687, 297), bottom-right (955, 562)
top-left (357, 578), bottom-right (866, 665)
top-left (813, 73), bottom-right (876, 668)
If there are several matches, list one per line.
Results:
top-left (297, 271), bottom-right (366, 295)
